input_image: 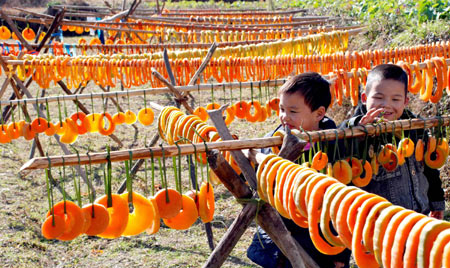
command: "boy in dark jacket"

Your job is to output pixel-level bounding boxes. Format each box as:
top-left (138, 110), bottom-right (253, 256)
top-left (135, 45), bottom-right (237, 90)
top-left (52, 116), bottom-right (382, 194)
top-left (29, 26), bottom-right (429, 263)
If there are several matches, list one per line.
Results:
top-left (247, 72), bottom-right (351, 268)
top-left (339, 64), bottom-right (445, 218)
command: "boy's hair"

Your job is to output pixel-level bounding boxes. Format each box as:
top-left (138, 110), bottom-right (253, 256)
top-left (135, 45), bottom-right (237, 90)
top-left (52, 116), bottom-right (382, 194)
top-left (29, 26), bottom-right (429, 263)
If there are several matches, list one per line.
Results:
top-left (278, 72), bottom-right (331, 112)
top-left (366, 64), bottom-right (408, 96)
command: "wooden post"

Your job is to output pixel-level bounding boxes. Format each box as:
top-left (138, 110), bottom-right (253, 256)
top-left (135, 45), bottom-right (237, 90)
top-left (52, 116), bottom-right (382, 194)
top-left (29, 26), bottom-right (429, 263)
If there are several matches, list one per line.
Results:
top-left (187, 43), bottom-right (218, 87)
top-left (205, 105), bottom-right (318, 268)
top-left (151, 68), bottom-right (195, 114)
top-left (207, 105), bottom-right (258, 190)
top-left (203, 150), bottom-right (318, 268)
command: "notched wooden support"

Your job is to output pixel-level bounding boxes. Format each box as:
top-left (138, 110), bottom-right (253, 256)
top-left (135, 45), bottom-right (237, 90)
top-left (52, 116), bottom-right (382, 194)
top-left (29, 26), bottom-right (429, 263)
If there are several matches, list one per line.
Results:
top-left (278, 125), bottom-right (307, 161)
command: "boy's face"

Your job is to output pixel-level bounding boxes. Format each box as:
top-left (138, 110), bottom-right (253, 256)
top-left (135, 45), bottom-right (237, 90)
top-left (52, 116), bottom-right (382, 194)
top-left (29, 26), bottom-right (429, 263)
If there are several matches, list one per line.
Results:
top-left (279, 92), bottom-right (325, 131)
top-left (362, 79), bottom-right (408, 121)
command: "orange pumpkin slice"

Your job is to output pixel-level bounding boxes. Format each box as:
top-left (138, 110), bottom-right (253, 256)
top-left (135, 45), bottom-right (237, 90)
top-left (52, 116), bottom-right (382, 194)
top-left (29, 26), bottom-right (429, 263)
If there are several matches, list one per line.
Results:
top-left (95, 194), bottom-right (129, 239)
top-left (352, 196), bottom-right (387, 268)
top-left (398, 137), bottom-right (415, 157)
top-left (163, 194), bottom-right (198, 230)
top-left (145, 197), bottom-right (161, 235)
top-left (417, 220), bottom-right (450, 268)
top-left (41, 214), bottom-right (65, 239)
top-left (112, 112), bottom-right (126, 125)
top-left (390, 212), bottom-right (426, 268)
top-left (83, 113), bottom-right (104, 133)
top-left (31, 117), bottom-right (49, 133)
top-left (429, 228), bottom-right (450, 268)
top-left (124, 110), bottom-right (137, 125)
top-left (402, 217), bottom-right (434, 268)
top-left (82, 203), bottom-right (110, 236)
top-left (415, 138), bottom-right (425, 161)
top-left (137, 107), bottom-right (154, 126)
top-left (193, 106), bottom-right (208, 122)
top-left (424, 146), bottom-right (448, 169)
top-left (120, 192), bottom-right (154, 236)
top-left (308, 178), bottom-right (345, 255)
top-left (311, 150), bottom-right (328, 171)
top-left (373, 205), bottom-right (403, 265)
top-left (352, 160), bottom-right (373, 187)
top-left (154, 188), bottom-right (183, 219)
top-left (46, 200), bottom-right (84, 241)
top-left (332, 160), bottom-right (352, 184)
top-left (381, 209), bottom-right (415, 268)
top-left (198, 182), bottom-right (215, 223)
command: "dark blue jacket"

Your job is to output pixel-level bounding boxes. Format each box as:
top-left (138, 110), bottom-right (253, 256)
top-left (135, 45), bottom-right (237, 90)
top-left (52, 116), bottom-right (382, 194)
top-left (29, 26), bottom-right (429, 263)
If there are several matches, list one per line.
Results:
top-left (338, 104), bottom-right (445, 213)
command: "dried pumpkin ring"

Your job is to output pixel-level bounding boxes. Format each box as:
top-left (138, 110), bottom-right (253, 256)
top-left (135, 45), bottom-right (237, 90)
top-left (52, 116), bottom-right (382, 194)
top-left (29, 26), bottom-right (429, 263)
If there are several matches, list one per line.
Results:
top-left (98, 112), bottom-right (115, 136)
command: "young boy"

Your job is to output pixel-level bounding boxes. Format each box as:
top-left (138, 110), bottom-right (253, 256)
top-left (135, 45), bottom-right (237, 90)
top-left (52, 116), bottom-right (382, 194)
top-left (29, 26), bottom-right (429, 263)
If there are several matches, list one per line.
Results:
top-left (247, 72), bottom-right (351, 268)
top-left (340, 64), bottom-right (445, 219)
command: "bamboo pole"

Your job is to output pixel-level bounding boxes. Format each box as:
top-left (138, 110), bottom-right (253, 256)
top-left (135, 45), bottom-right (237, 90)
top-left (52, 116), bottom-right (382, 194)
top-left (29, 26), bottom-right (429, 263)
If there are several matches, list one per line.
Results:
top-left (20, 115), bottom-right (450, 171)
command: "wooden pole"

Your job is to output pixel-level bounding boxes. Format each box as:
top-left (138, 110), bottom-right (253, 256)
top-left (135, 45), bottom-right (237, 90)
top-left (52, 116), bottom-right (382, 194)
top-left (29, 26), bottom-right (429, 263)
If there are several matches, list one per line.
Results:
top-left (151, 68), bottom-right (195, 114)
top-left (20, 136), bottom-right (283, 171)
top-left (207, 105), bottom-right (258, 190)
top-left (187, 42), bottom-right (218, 87)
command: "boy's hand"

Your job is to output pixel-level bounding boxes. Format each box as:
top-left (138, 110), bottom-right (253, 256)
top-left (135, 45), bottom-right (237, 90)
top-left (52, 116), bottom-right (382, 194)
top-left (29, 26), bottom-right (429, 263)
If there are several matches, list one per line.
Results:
top-left (334, 261), bottom-right (345, 268)
top-left (359, 108), bottom-right (386, 125)
top-left (429, 210), bottom-right (444, 220)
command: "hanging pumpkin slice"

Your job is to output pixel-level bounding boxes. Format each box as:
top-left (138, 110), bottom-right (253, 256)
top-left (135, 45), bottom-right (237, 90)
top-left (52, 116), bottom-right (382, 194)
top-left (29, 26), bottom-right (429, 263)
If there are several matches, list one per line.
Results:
top-left (120, 192), bottom-right (155, 236)
top-left (154, 188), bottom-right (183, 219)
top-left (70, 112), bottom-right (88, 135)
top-left (30, 117), bottom-right (49, 133)
top-left (137, 107), bottom-right (154, 126)
top-left (11, 32), bottom-right (19, 40)
top-left (124, 110), bottom-right (137, 125)
top-left (95, 194), bottom-right (129, 239)
top-left (7, 121), bottom-right (22, 140)
top-left (415, 138), bottom-right (425, 161)
top-left (112, 112), bottom-right (126, 125)
top-left (382, 147), bottom-right (399, 172)
top-left (311, 150), bottom-right (328, 171)
top-left (233, 100), bottom-right (249, 119)
top-left (424, 146), bottom-right (448, 169)
top-left (347, 157), bottom-right (363, 179)
top-left (377, 145), bottom-right (392, 165)
top-left (224, 106), bottom-right (235, 126)
top-left (38, 31), bottom-right (46, 42)
top-left (419, 60), bottom-right (434, 102)
top-left (198, 182), bottom-right (215, 223)
top-left (98, 112), bottom-right (116, 136)
top-left (193, 106), bottom-right (208, 122)
top-left (352, 159), bottom-right (373, 187)
top-left (82, 203), bottom-right (110, 236)
top-left (145, 197), bottom-right (161, 235)
top-left (46, 200), bottom-right (84, 241)
top-left (163, 194), bottom-right (198, 230)
top-left (83, 113), bottom-right (104, 133)
top-left (332, 160), bottom-right (352, 184)
top-left (0, 25), bottom-right (11, 40)
top-left (398, 137), bottom-right (415, 157)
top-left (22, 27), bottom-right (36, 41)
top-left (41, 214), bottom-right (65, 239)
top-left (60, 118), bottom-right (78, 144)
top-left (246, 101), bottom-right (263, 123)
